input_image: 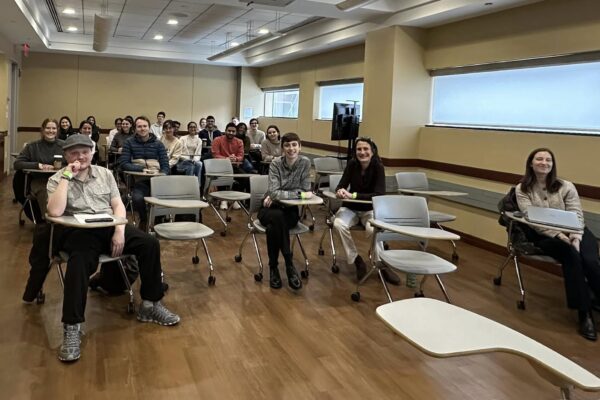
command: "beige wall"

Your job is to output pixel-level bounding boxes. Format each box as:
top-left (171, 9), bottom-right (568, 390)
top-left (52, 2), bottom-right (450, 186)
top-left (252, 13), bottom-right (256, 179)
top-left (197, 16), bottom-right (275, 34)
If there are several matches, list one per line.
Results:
top-left (239, 67), bottom-right (264, 123)
top-left (19, 52), bottom-right (237, 131)
top-left (259, 45), bottom-right (364, 142)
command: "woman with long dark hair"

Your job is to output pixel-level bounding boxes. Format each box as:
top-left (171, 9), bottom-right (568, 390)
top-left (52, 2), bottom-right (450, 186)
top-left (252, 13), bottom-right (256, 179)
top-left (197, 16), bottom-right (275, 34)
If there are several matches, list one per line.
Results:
top-left (86, 115), bottom-right (101, 143)
top-left (58, 116), bottom-right (75, 140)
top-left (332, 137), bottom-right (399, 284)
top-left (260, 125), bottom-right (282, 163)
top-left (516, 147), bottom-right (600, 341)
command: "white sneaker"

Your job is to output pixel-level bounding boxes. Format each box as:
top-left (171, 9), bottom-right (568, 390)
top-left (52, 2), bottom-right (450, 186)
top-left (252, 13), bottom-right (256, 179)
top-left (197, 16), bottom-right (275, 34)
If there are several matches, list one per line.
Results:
top-left (232, 201), bottom-right (241, 210)
top-left (220, 201), bottom-right (228, 210)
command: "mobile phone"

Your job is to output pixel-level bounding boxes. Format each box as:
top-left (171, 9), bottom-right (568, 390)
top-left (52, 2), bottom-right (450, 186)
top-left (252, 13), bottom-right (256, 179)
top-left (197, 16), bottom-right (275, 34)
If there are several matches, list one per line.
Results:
top-left (85, 217), bottom-right (114, 223)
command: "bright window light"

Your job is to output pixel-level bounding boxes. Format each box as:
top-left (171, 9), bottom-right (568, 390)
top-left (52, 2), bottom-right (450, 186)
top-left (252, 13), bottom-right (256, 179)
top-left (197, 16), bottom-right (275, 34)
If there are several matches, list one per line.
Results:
top-left (318, 82), bottom-right (363, 120)
top-left (264, 88), bottom-right (299, 118)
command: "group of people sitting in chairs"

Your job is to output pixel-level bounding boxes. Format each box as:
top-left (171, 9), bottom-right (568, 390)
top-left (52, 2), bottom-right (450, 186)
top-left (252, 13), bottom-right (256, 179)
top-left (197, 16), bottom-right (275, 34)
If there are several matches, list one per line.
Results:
top-left (12, 114), bottom-right (600, 363)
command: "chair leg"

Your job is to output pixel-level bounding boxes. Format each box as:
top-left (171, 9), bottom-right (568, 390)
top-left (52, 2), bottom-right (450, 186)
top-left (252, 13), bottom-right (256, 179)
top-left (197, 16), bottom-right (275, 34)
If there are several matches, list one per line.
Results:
top-left (513, 256), bottom-right (526, 309)
top-left (560, 387), bottom-right (571, 400)
top-left (327, 227), bottom-right (338, 273)
top-left (434, 274), bottom-right (451, 303)
top-left (494, 252), bottom-right (513, 284)
top-left (236, 231), bottom-right (251, 262)
top-left (251, 233), bottom-right (264, 280)
top-left (116, 259), bottom-right (135, 312)
top-left (436, 223), bottom-right (457, 260)
top-left (317, 226), bottom-right (328, 255)
top-left (295, 235), bottom-right (310, 277)
top-left (209, 201), bottom-right (228, 235)
top-left (201, 238), bottom-right (215, 286)
top-left (56, 260), bottom-right (65, 289)
top-left (378, 268), bottom-right (394, 303)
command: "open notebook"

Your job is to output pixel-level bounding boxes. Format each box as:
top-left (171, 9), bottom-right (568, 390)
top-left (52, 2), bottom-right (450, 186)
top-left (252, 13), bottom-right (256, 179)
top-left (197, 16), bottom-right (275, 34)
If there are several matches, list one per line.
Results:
top-left (525, 206), bottom-right (583, 231)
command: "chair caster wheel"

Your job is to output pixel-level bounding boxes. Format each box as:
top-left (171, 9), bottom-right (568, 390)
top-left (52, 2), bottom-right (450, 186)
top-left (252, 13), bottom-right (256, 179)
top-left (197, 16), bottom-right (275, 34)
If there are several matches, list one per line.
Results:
top-left (318, 248), bottom-right (324, 256)
top-left (331, 265), bottom-right (339, 273)
top-left (192, 256), bottom-right (199, 264)
top-left (452, 253), bottom-right (459, 262)
top-left (19, 219), bottom-right (25, 226)
top-left (383, 242), bottom-right (390, 250)
top-left (414, 292), bottom-right (425, 298)
top-left (208, 276), bottom-right (216, 286)
top-left (234, 255), bottom-right (242, 262)
top-left (493, 277), bottom-right (502, 286)
top-left (517, 300), bottom-right (526, 310)
top-left (225, 216), bottom-right (232, 222)
top-left (309, 225), bottom-right (314, 231)
top-left (254, 273), bottom-right (263, 282)
top-left (127, 303), bottom-right (135, 314)
top-left (36, 292), bottom-right (45, 304)
top-left (300, 270), bottom-right (309, 279)
top-left (220, 231), bottom-right (227, 237)
top-left (351, 292), bottom-right (360, 302)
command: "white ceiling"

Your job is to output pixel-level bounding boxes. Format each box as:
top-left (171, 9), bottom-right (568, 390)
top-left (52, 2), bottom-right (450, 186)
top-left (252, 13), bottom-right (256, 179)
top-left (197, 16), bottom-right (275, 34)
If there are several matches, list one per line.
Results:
top-left (2, 0), bottom-right (544, 66)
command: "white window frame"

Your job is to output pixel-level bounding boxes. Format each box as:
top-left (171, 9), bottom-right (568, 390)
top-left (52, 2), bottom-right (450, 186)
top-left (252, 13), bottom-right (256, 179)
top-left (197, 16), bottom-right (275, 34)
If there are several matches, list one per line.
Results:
top-left (317, 80), bottom-right (363, 121)
top-left (263, 87), bottom-right (299, 118)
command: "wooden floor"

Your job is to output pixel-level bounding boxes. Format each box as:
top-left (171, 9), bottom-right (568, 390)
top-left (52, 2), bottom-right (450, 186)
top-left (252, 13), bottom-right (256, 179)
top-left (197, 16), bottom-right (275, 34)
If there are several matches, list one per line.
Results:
top-left (1, 177), bottom-right (599, 400)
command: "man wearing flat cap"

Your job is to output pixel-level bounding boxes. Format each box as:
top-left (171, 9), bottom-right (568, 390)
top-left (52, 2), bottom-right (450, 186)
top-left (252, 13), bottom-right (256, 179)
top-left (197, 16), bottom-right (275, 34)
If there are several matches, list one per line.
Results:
top-left (23, 134), bottom-right (180, 363)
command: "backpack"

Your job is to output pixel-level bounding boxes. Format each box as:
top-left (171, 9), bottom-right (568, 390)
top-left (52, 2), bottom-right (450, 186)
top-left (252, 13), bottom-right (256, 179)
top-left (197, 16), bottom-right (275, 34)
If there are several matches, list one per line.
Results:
top-left (497, 187), bottom-right (543, 255)
top-left (91, 256), bottom-right (139, 294)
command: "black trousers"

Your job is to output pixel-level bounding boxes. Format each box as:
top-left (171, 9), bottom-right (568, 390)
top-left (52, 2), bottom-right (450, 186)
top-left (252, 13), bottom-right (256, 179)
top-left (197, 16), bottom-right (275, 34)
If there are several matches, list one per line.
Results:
top-left (527, 227), bottom-right (600, 312)
top-left (132, 180), bottom-right (151, 223)
top-left (27, 224), bottom-right (164, 324)
top-left (258, 206), bottom-right (299, 268)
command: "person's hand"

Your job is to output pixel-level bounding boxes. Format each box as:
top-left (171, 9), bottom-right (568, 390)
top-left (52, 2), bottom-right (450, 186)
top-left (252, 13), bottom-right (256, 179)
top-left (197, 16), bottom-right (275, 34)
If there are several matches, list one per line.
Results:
top-left (111, 229), bottom-right (125, 257)
top-left (66, 160), bottom-right (81, 177)
top-left (229, 154), bottom-right (237, 162)
top-left (263, 195), bottom-right (272, 208)
top-left (570, 237), bottom-right (581, 252)
top-left (336, 188), bottom-right (352, 199)
top-left (38, 163), bottom-right (54, 171)
top-left (556, 233), bottom-right (570, 244)
top-left (117, 148), bottom-right (122, 154)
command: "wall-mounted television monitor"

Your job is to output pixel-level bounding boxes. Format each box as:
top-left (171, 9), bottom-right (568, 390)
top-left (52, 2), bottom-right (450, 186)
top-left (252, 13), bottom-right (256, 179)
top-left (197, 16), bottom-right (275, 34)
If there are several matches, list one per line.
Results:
top-left (331, 102), bottom-right (360, 141)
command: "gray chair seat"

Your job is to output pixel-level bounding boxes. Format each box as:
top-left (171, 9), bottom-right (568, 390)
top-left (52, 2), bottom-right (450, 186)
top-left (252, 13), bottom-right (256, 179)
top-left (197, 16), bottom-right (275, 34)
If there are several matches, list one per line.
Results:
top-left (380, 249), bottom-right (457, 275)
top-left (429, 211), bottom-right (456, 223)
top-left (208, 191), bottom-right (251, 201)
top-left (153, 222), bottom-right (214, 240)
top-left (252, 219), bottom-right (310, 235)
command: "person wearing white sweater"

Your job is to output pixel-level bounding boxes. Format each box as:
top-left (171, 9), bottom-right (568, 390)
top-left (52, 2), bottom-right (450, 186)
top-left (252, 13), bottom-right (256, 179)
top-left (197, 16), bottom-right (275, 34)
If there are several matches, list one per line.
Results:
top-left (177, 121), bottom-right (203, 185)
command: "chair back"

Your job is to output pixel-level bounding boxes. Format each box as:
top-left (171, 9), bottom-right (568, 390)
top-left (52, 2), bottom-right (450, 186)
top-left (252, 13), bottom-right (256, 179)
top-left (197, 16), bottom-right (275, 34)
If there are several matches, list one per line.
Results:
top-left (150, 175), bottom-right (201, 221)
top-left (203, 158), bottom-right (234, 188)
top-left (249, 175), bottom-right (269, 214)
top-left (313, 157), bottom-right (345, 172)
top-left (373, 195), bottom-right (430, 244)
top-left (395, 172), bottom-right (429, 191)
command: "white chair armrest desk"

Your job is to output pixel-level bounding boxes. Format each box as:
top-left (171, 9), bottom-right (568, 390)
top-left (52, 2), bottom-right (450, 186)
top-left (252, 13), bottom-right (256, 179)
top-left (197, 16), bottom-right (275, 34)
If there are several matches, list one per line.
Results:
top-left (376, 297), bottom-right (600, 400)
top-left (43, 215), bottom-right (135, 312)
top-left (494, 211), bottom-right (584, 310)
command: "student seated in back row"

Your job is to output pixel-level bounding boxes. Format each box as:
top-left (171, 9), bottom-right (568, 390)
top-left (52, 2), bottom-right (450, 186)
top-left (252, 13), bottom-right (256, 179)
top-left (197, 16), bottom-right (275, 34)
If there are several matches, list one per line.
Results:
top-left (24, 134), bottom-right (179, 363)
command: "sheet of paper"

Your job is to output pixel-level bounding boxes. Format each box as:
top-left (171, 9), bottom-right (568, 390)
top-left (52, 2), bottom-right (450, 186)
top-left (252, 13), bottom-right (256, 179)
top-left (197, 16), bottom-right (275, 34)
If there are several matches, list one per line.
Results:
top-left (73, 213), bottom-right (114, 224)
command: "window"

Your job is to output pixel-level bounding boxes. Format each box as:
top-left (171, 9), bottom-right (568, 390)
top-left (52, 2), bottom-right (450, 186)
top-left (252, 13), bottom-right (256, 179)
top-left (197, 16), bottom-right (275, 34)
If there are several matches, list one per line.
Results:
top-left (318, 82), bottom-right (363, 120)
top-left (263, 88), bottom-right (299, 118)
top-left (431, 61), bottom-right (600, 134)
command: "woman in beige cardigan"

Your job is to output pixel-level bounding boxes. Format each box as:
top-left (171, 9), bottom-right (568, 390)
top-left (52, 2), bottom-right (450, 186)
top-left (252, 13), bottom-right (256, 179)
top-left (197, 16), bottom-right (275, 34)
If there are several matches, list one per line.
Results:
top-left (516, 147), bottom-right (600, 341)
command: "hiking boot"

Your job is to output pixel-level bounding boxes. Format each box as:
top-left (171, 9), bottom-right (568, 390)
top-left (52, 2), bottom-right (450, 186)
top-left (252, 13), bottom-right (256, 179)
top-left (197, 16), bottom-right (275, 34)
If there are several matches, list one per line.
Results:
top-left (286, 264), bottom-right (303, 290)
top-left (58, 324), bottom-right (83, 362)
top-left (381, 268), bottom-right (401, 286)
top-left (354, 255), bottom-right (367, 281)
top-left (270, 266), bottom-right (282, 289)
top-left (137, 301), bottom-right (180, 326)
top-left (406, 273), bottom-right (417, 289)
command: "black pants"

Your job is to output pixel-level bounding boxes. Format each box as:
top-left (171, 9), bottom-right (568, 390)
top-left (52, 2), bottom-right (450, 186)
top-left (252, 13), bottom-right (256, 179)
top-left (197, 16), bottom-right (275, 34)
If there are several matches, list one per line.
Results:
top-left (27, 224), bottom-right (164, 324)
top-left (258, 206), bottom-right (299, 268)
top-left (132, 180), bottom-right (151, 224)
top-left (527, 227), bottom-right (600, 312)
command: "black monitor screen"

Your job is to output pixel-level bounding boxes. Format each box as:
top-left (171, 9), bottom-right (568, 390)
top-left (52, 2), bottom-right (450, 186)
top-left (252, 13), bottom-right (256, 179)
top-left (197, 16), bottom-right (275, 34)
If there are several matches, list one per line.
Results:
top-left (331, 102), bottom-right (359, 141)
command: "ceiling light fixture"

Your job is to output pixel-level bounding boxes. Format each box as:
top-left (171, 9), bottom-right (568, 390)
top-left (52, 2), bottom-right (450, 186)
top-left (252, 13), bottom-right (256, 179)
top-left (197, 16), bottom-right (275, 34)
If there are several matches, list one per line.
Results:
top-left (335, 0), bottom-right (376, 12)
top-left (67, 26), bottom-right (78, 32)
top-left (258, 28), bottom-right (269, 35)
top-left (63, 8), bottom-right (75, 15)
top-left (230, 41), bottom-right (240, 47)
top-left (207, 32), bottom-right (283, 62)
top-left (154, 34), bottom-right (164, 40)
top-left (167, 19), bottom-right (178, 25)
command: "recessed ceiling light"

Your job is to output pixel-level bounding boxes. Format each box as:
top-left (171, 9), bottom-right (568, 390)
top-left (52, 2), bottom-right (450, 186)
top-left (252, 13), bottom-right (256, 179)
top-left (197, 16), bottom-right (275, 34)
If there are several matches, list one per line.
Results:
top-left (167, 19), bottom-right (178, 25)
top-left (67, 26), bottom-right (78, 32)
top-left (258, 28), bottom-right (269, 35)
top-left (63, 8), bottom-right (75, 15)
top-left (230, 41), bottom-right (239, 47)
top-left (154, 34), bottom-right (164, 40)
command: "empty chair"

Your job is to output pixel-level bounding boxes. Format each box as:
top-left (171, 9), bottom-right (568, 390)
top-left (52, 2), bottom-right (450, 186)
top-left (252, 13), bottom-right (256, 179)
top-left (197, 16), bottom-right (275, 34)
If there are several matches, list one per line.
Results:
top-left (147, 175), bottom-right (216, 286)
top-left (395, 172), bottom-right (459, 261)
top-left (234, 175), bottom-right (312, 281)
top-left (312, 157), bottom-right (346, 191)
top-left (203, 158), bottom-right (251, 236)
top-left (351, 195), bottom-right (458, 303)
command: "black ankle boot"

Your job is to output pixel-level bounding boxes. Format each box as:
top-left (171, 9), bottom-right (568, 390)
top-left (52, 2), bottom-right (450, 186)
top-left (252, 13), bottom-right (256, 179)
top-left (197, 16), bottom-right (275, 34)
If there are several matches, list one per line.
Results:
top-left (578, 311), bottom-right (597, 341)
top-left (285, 264), bottom-right (302, 290)
top-left (270, 266), bottom-right (282, 289)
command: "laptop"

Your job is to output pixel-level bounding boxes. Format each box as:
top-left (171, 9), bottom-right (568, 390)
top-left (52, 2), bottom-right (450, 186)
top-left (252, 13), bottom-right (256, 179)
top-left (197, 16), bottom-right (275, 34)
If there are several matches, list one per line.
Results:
top-left (525, 206), bottom-right (583, 231)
